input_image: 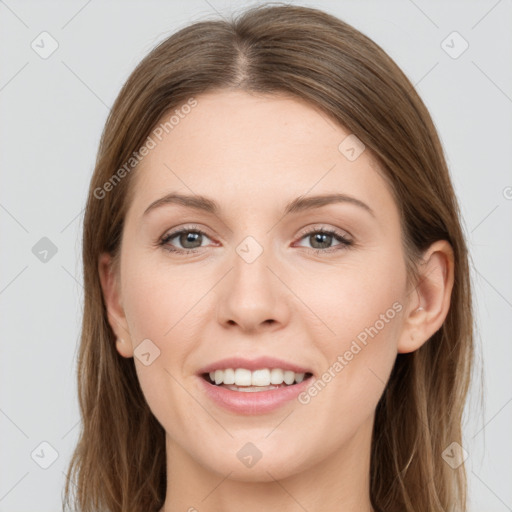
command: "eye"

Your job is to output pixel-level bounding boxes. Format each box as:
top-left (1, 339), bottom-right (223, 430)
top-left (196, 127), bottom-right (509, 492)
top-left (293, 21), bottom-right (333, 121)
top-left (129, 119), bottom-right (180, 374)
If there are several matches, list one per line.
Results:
top-left (159, 225), bottom-right (213, 254)
top-left (158, 224), bottom-right (353, 256)
top-left (295, 226), bottom-right (353, 253)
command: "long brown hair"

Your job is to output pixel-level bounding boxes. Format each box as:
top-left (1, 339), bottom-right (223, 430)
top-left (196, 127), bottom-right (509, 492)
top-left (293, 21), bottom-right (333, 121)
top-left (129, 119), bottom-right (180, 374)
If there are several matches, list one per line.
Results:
top-left (63, 4), bottom-right (474, 511)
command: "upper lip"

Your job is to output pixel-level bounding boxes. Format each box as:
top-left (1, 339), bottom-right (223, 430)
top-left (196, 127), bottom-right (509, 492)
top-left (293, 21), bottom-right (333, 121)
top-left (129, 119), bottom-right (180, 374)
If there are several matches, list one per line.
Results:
top-left (197, 356), bottom-right (313, 375)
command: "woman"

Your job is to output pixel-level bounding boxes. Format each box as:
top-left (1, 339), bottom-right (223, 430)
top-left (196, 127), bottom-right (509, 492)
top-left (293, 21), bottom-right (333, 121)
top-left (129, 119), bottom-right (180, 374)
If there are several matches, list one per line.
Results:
top-left (63, 4), bottom-right (474, 511)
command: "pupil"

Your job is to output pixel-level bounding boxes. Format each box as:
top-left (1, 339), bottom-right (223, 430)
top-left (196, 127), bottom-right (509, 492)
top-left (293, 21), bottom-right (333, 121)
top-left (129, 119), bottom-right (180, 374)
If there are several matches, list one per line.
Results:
top-left (181, 232), bottom-right (200, 248)
top-left (312, 233), bottom-right (331, 249)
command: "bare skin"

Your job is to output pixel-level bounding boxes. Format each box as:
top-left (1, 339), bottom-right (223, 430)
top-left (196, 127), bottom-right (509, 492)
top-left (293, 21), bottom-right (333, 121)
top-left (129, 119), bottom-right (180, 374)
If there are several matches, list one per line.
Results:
top-left (99, 89), bottom-right (454, 512)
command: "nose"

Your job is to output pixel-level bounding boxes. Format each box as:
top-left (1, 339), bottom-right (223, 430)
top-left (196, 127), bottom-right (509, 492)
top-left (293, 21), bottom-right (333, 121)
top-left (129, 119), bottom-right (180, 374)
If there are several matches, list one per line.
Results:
top-left (215, 244), bottom-right (291, 333)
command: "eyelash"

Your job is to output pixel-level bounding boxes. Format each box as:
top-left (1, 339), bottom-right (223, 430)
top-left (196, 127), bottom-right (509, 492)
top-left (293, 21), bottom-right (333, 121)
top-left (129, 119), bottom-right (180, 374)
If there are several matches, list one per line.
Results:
top-left (158, 224), bottom-right (353, 256)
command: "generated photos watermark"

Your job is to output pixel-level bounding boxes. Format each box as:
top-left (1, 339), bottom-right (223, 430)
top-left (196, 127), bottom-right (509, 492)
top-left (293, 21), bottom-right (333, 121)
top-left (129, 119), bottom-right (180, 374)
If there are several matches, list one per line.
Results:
top-left (93, 97), bottom-right (198, 200)
top-left (298, 301), bottom-right (403, 405)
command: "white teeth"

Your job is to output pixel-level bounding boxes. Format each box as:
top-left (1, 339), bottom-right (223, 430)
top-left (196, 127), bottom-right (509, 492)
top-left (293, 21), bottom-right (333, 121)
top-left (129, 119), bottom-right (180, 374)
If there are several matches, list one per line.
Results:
top-left (206, 368), bottom-right (308, 386)
top-left (213, 368), bottom-right (236, 385)
top-left (283, 370), bottom-right (295, 385)
top-left (270, 368), bottom-right (284, 385)
top-left (223, 368), bottom-right (235, 385)
top-left (251, 369), bottom-right (270, 386)
top-left (234, 368), bottom-right (252, 386)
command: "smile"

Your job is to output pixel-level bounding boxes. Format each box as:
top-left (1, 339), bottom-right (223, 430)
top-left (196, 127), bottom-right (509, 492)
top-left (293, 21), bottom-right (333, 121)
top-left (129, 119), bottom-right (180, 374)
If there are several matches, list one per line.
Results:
top-left (204, 367), bottom-right (312, 390)
top-left (198, 367), bottom-right (314, 415)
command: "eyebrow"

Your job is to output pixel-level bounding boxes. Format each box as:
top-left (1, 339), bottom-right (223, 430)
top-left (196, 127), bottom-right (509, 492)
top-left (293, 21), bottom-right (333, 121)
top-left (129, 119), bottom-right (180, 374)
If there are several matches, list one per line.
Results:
top-left (143, 192), bottom-right (375, 218)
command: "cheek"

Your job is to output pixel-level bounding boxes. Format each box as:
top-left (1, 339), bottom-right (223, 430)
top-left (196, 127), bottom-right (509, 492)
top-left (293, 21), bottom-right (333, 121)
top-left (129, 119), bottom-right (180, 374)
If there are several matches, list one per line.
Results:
top-left (122, 267), bottom-right (197, 438)
top-left (119, 258), bottom-right (208, 425)
top-left (299, 251), bottom-right (406, 412)
top-left (301, 248), bottom-right (406, 353)
top-left (333, 269), bottom-right (404, 355)
top-left (122, 257), bottom-right (204, 342)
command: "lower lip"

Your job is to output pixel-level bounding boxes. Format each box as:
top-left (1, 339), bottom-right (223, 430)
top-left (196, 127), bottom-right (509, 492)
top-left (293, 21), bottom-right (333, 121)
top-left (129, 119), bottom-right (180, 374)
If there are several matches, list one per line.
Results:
top-left (197, 375), bottom-right (313, 415)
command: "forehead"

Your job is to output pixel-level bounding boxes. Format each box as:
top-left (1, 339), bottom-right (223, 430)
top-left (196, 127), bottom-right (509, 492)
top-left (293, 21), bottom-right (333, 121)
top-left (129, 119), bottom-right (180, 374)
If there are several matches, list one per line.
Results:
top-left (126, 89), bottom-right (395, 221)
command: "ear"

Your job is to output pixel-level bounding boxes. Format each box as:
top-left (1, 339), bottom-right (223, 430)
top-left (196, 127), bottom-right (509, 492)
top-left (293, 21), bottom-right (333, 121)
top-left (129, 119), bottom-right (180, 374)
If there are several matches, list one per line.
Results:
top-left (98, 252), bottom-right (134, 358)
top-left (397, 240), bottom-right (455, 353)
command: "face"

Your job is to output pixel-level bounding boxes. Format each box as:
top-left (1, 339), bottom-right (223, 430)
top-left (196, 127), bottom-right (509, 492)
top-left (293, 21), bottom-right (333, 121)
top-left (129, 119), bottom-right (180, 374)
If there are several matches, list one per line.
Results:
top-left (103, 89), bottom-right (415, 482)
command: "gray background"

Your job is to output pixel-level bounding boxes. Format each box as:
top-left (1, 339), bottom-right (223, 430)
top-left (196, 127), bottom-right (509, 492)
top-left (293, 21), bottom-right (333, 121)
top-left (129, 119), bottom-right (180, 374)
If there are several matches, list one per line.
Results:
top-left (1, 0), bottom-right (511, 510)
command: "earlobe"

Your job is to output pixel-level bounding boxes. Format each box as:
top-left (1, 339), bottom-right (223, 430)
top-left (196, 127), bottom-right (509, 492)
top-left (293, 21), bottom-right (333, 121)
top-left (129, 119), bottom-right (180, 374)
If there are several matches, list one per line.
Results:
top-left (98, 252), bottom-right (134, 358)
top-left (397, 240), bottom-right (454, 354)
top-left (115, 337), bottom-right (134, 358)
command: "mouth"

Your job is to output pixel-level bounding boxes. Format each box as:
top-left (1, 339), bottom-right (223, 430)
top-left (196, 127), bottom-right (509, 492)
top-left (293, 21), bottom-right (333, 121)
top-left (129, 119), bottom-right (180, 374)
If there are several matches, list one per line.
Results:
top-left (196, 357), bottom-right (315, 414)
top-left (201, 368), bottom-right (314, 392)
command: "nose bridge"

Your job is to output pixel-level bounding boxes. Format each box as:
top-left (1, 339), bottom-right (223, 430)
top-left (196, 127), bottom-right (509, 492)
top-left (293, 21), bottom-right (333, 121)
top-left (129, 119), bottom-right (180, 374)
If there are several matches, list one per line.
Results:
top-left (231, 233), bottom-right (276, 301)
top-left (215, 231), bottom-right (289, 330)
